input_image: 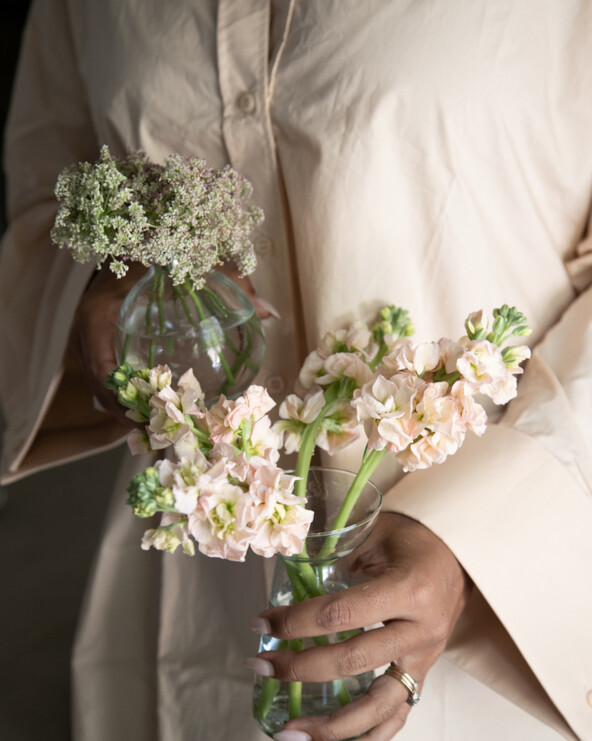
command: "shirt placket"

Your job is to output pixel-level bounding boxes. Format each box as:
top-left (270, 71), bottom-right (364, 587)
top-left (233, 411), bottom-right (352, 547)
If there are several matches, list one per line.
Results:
top-left (216, 0), bottom-right (300, 398)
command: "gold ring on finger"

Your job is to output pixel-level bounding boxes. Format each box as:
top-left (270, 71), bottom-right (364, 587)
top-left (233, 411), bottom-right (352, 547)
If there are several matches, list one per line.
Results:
top-left (384, 662), bottom-right (421, 707)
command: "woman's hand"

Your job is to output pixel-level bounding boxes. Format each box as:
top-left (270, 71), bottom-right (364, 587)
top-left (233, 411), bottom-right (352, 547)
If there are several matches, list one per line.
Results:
top-left (248, 512), bottom-right (472, 740)
top-left (70, 263), bottom-right (147, 427)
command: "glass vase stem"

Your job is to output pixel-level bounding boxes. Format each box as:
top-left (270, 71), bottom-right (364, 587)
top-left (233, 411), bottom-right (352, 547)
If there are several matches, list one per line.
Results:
top-left (183, 280), bottom-right (236, 387)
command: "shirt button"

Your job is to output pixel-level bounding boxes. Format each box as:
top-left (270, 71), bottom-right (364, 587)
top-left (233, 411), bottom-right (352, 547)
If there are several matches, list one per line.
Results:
top-left (267, 373), bottom-right (286, 395)
top-left (255, 236), bottom-right (274, 256)
top-left (237, 92), bottom-right (257, 115)
top-left (587, 689), bottom-right (592, 709)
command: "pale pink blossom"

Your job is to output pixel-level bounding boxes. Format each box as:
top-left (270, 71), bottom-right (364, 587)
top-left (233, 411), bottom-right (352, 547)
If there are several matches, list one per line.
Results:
top-left (206, 386), bottom-right (276, 444)
top-left (189, 479), bottom-right (254, 562)
top-left (279, 389), bottom-right (326, 424)
top-left (148, 385), bottom-right (191, 449)
top-left (382, 336), bottom-right (413, 357)
top-left (384, 341), bottom-right (441, 376)
top-left (127, 429), bottom-right (152, 455)
top-left (249, 416), bottom-right (282, 461)
top-left (416, 382), bottom-right (466, 445)
top-left (464, 309), bottom-right (488, 337)
top-left (249, 499), bottom-right (314, 558)
top-left (225, 386), bottom-right (275, 429)
top-left (352, 374), bottom-right (423, 452)
top-left (247, 466), bottom-right (312, 557)
top-left (502, 344), bottom-right (531, 373)
top-left (395, 431), bottom-right (459, 472)
top-left (276, 388), bottom-right (326, 454)
top-left (451, 381), bottom-right (488, 436)
top-left (157, 451), bottom-right (209, 515)
top-left (177, 368), bottom-right (206, 416)
top-left (373, 413), bottom-right (424, 452)
top-left (438, 339), bottom-right (464, 374)
top-left (457, 340), bottom-right (518, 404)
top-left (205, 395), bottom-right (234, 443)
top-left (319, 322), bottom-right (372, 355)
top-left (315, 353), bottom-right (374, 388)
top-left (141, 513), bottom-right (194, 555)
top-left (298, 351), bottom-right (325, 391)
top-left (316, 401), bottom-right (363, 454)
top-left (317, 321), bottom-right (378, 362)
top-left (352, 374), bottom-right (419, 424)
top-left (130, 364), bottom-right (173, 400)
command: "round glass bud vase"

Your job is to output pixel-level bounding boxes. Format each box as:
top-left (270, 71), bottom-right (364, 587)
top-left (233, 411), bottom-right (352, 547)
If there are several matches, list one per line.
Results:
top-left (253, 467), bottom-right (382, 739)
top-left (115, 265), bottom-right (265, 405)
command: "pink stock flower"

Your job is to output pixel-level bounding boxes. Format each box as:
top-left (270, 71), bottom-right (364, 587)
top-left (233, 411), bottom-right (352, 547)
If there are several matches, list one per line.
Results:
top-left (141, 513), bottom-right (194, 556)
top-left (457, 340), bottom-right (518, 404)
top-left (416, 382), bottom-right (466, 445)
top-left (451, 381), bottom-right (488, 436)
top-left (316, 401), bottom-right (362, 454)
top-left (249, 416), bottom-right (282, 461)
top-left (148, 385), bottom-right (191, 449)
top-left (177, 368), bottom-right (206, 417)
top-left (298, 351), bottom-right (326, 391)
top-left (276, 388), bottom-right (326, 454)
top-left (249, 499), bottom-right (314, 558)
top-left (315, 353), bottom-right (374, 388)
top-left (246, 463), bottom-right (312, 557)
top-left (189, 478), bottom-right (255, 562)
top-left (438, 339), bottom-right (464, 374)
top-left (395, 431), bottom-right (460, 472)
top-left (207, 386), bottom-right (276, 444)
top-left (127, 429), bottom-right (152, 455)
top-left (352, 374), bottom-right (422, 450)
top-left (383, 341), bottom-right (441, 376)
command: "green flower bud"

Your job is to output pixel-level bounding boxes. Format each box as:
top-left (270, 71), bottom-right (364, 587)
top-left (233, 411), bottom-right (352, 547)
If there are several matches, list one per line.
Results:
top-left (126, 467), bottom-right (165, 517)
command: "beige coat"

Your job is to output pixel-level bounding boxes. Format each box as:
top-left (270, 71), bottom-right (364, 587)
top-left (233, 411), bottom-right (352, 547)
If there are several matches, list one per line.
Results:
top-left (1, 1), bottom-right (591, 739)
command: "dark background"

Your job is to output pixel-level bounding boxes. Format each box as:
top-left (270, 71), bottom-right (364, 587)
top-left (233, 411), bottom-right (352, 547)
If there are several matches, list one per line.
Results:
top-left (1, 4), bottom-right (125, 740)
top-left (0, 0), bottom-right (32, 232)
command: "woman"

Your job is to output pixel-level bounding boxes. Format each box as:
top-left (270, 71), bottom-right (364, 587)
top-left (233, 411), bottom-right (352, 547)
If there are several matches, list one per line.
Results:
top-left (1, 1), bottom-right (591, 739)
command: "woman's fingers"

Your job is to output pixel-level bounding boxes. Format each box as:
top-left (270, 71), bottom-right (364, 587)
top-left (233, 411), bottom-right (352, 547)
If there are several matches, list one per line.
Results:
top-left (275, 664), bottom-right (422, 741)
top-left (258, 570), bottom-right (416, 642)
top-left (256, 620), bottom-right (428, 683)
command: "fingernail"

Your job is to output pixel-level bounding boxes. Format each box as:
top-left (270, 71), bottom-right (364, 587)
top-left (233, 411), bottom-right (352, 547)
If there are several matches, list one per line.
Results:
top-left (244, 657), bottom-right (275, 677)
top-left (273, 731), bottom-right (312, 741)
top-left (256, 297), bottom-right (282, 319)
top-left (250, 616), bottom-right (272, 635)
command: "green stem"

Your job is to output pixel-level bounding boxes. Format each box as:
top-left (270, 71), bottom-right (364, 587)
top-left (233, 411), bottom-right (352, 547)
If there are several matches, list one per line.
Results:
top-left (254, 678), bottom-right (280, 722)
top-left (120, 332), bottom-right (131, 363)
top-left (199, 286), bottom-right (259, 375)
top-left (146, 268), bottom-right (159, 368)
top-left (184, 280), bottom-right (236, 388)
top-left (294, 387), bottom-right (340, 499)
top-left (288, 673), bottom-right (302, 720)
top-left (318, 449), bottom-right (387, 560)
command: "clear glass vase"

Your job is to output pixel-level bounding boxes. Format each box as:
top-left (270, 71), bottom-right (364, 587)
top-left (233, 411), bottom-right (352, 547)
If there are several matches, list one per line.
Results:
top-left (253, 467), bottom-right (382, 739)
top-left (115, 265), bottom-right (265, 405)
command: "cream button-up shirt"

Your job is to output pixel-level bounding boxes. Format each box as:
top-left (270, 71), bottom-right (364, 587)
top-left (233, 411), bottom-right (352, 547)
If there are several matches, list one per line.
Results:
top-left (1, 1), bottom-right (592, 739)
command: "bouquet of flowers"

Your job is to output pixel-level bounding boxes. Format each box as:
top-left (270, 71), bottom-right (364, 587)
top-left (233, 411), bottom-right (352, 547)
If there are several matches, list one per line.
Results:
top-left (109, 303), bottom-right (530, 561)
top-left (51, 146), bottom-right (266, 400)
top-left (107, 302), bottom-right (531, 731)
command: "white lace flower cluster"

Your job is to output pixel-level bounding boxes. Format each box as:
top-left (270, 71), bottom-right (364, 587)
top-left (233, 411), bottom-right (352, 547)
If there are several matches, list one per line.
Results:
top-left (276, 306), bottom-right (531, 473)
top-left (111, 365), bottom-right (312, 561)
top-left (51, 146), bottom-right (263, 288)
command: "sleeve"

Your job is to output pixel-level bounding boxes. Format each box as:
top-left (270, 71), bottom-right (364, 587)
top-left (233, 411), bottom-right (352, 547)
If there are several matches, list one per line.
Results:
top-left (381, 231), bottom-right (592, 740)
top-left (0, 0), bottom-right (127, 485)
